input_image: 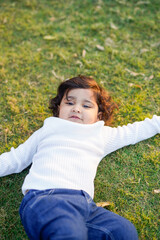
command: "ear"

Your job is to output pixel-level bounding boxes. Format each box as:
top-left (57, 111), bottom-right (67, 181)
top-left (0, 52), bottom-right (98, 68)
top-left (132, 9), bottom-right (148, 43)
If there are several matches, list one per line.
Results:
top-left (97, 112), bottom-right (102, 121)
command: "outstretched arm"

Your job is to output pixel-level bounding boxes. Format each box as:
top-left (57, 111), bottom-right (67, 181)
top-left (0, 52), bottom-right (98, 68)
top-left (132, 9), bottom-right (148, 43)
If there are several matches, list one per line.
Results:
top-left (0, 127), bottom-right (43, 177)
top-left (102, 115), bottom-right (160, 156)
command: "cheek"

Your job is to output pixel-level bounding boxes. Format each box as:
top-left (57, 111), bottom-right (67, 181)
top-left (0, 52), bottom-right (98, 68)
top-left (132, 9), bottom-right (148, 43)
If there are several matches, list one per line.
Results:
top-left (59, 105), bottom-right (68, 117)
top-left (86, 110), bottom-right (98, 121)
top-left (59, 109), bottom-right (64, 116)
top-left (58, 106), bottom-right (64, 117)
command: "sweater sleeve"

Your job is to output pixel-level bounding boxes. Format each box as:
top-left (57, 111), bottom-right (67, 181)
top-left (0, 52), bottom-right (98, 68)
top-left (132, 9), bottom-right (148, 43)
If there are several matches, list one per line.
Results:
top-left (0, 127), bottom-right (43, 177)
top-left (102, 115), bottom-right (160, 156)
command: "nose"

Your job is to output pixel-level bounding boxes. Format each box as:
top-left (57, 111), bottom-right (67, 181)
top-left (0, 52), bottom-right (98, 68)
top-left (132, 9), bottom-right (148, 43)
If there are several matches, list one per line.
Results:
top-left (72, 105), bottom-right (81, 113)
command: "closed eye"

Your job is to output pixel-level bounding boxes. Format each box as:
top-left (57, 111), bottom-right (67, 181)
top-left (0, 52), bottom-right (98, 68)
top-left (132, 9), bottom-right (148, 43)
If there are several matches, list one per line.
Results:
top-left (83, 105), bottom-right (91, 108)
top-left (66, 101), bottom-right (74, 105)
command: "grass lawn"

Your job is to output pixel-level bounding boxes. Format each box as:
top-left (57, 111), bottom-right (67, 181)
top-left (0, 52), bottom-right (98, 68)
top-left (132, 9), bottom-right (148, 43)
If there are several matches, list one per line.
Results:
top-left (0, 0), bottom-right (159, 239)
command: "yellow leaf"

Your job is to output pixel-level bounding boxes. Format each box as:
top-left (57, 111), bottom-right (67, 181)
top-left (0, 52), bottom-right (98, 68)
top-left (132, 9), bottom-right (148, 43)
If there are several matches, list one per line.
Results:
top-left (7, 96), bottom-right (20, 114)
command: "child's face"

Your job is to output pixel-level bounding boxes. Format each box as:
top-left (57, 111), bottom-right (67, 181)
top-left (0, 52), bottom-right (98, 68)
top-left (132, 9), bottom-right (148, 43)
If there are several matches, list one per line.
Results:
top-left (59, 88), bottom-right (101, 124)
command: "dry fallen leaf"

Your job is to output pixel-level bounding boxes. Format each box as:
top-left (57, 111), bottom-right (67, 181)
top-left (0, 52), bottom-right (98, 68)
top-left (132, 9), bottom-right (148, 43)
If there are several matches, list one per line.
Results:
top-left (144, 75), bottom-right (154, 81)
top-left (129, 83), bottom-right (142, 90)
top-left (5, 128), bottom-right (9, 144)
top-left (116, 0), bottom-right (127, 5)
top-left (49, 53), bottom-right (53, 59)
top-left (43, 36), bottom-right (56, 40)
top-left (125, 68), bottom-right (145, 77)
top-left (96, 202), bottom-right (111, 208)
top-left (76, 60), bottom-right (83, 68)
top-left (3, 17), bottom-right (7, 24)
top-left (5, 128), bottom-right (9, 133)
top-left (105, 38), bottom-right (115, 47)
top-left (140, 48), bottom-right (149, 54)
top-left (110, 22), bottom-right (118, 30)
top-left (51, 70), bottom-right (59, 78)
top-left (136, 1), bottom-right (150, 5)
top-left (82, 49), bottom-right (86, 57)
top-left (151, 41), bottom-right (160, 48)
top-left (95, 5), bottom-right (102, 11)
top-left (49, 16), bottom-right (55, 22)
top-left (96, 45), bottom-right (104, 51)
top-left (51, 70), bottom-right (64, 81)
top-left (149, 75), bottom-right (154, 80)
top-left (153, 189), bottom-right (160, 194)
top-left (127, 16), bottom-right (134, 21)
top-left (73, 53), bottom-right (78, 57)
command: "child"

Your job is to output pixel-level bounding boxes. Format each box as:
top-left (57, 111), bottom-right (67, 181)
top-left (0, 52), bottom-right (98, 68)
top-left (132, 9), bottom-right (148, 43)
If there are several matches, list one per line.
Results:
top-left (0, 75), bottom-right (159, 240)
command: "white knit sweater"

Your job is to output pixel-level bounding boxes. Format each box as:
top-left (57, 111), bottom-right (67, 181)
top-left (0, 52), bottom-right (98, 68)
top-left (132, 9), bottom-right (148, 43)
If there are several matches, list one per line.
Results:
top-left (0, 116), bottom-right (160, 198)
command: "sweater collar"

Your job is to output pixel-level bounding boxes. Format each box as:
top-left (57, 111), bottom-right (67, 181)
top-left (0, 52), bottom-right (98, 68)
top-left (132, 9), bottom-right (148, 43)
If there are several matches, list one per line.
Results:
top-left (44, 116), bottom-right (104, 128)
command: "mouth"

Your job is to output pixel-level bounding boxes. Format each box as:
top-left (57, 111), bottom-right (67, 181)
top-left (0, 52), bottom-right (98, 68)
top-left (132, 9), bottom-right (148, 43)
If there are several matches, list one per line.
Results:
top-left (70, 115), bottom-right (81, 120)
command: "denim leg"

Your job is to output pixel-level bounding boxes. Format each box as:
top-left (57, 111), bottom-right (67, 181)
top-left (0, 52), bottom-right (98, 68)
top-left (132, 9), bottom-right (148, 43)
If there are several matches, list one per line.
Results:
top-left (19, 189), bottom-right (138, 240)
top-left (19, 189), bottom-right (88, 240)
top-left (83, 192), bottom-right (138, 240)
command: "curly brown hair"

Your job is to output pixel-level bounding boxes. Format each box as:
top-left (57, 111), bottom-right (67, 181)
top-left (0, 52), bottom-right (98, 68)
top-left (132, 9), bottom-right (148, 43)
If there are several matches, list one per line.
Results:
top-left (49, 75), bottom-right (118, 125)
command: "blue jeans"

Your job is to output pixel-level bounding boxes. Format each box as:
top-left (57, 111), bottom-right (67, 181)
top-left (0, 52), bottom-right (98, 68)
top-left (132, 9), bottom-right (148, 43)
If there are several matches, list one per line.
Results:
top-left (19, 189), bottom-right (138, 240)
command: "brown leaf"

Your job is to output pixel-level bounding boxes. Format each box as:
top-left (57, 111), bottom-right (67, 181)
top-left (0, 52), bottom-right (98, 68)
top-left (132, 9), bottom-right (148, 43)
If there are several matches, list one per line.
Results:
top-left (96, 202), bottom-right (111, 208)
top-left (129, 83), bottom-right (142, 90)
top-left (5, 128), bottom-right (9, 133)
top-left (49, 16), bottom-right (55, 22)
